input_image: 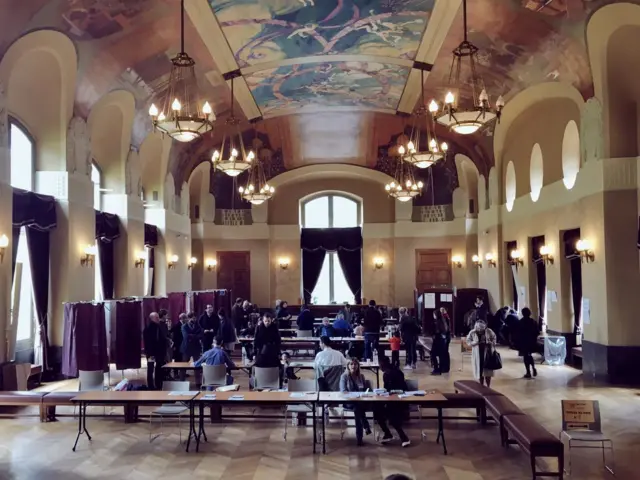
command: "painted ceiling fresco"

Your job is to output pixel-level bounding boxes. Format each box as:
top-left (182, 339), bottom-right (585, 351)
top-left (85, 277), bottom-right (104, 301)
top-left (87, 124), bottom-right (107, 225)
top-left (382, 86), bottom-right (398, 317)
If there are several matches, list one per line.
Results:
top-left (246, 61), bottom-right (409, 116)
top-left (208, 0), bottom-right (435, 67)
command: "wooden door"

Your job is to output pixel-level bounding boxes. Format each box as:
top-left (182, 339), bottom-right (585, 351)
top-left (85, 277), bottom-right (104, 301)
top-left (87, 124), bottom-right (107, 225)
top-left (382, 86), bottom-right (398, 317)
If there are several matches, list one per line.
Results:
top-left (217, 251), bottom-right (251, 302)
top-left (415, 249), bottom-right (452, 291)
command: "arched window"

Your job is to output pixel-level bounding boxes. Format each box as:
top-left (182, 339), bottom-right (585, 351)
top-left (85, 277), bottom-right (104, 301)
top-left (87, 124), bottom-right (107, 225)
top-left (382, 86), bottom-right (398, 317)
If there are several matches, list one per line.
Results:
top-left (300, 194), bottom-right (361, 304)
top-left (9, 119), bottom-right (35, 191)
top-left (91, 161), bottom-right (102, 210)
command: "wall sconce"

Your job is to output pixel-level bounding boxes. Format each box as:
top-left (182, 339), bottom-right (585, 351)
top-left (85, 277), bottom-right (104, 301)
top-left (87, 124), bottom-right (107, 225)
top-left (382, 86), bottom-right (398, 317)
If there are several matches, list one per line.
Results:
top-left (472, 254), bottom-right (482, 268)
top-left (278, 257), bottom-right (290, 270)
top-left (509, 249), bottom-right (524, 268)
top-left (539, 245), bottom-right (554, 265)
top-left (188, 257), bottom-right (198, 270)
top-left (0, 234), bottom-right (8, 263)
top-left (81, 244), bottom-right (97, 267)
top-left (576, 239), bottom-right (595, 263)
top-left (485, 253), bottom-right (496, 268)
top-left (206, 258), bottom-right (217, 271)
top-left (451, 255), bottom-right (463, 268)
top-left (373, 257), bottom-right (384, 270)
top-left (134, 250), bottom-right (146, 268)
top-left (168, 254), bottom-right (179, 270)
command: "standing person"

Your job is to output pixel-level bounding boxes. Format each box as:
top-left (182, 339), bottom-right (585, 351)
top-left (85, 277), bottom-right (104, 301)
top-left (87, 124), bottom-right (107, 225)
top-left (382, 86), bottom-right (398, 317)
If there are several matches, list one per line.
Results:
top-left (275, 300), bottom-right (292, 329)
top-left (171, 313), bottom-right (187, 362)
top-left (339, 302), bottom-right (352, 325)
top-left (505, 307), bottom-right (520, 349)
top-left (217, 308), bottom-right (237, 354)
top-left (181, 313), bottom-right (203, 362)
top-left (466, 320), bottom-right (497, 387)
top-left (339, 359), bottom-right (372, 446)
top-left (231, 297), bottom-right (244, 333)
top-left (475, 296), bottom-right (488, 323)
top-left (433, 309), bottom-right (451, 375)
top-left (241, 300), bottom-right (253, 331)
top-left (363, 300), bottom-right (383, 361)
top-left (159, 309), bottom-right (173, 366)
top-left (430, 311), bottom-right (444, 375)
top-left (375, 355), bottom-right (411, 447)
top-left (198, 304), bottom-right (219, 351)
top-left (143, 312), bottom-right (170, 390)
top-left (254, 312), bottom-right (281, 368)
top-left (518, 307), bottom-right (540, 378)
top-left (389, 331), bottom-right (401, 368)
top-left (296, 304), bottom-right (315, 336)
top-left (399, 307), bottom-right (419, 370)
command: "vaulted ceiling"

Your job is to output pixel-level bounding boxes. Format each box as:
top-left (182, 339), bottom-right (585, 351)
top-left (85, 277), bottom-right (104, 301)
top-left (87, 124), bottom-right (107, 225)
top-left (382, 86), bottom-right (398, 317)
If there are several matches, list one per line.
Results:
top-left (0, 0), bottom-right (612, 187)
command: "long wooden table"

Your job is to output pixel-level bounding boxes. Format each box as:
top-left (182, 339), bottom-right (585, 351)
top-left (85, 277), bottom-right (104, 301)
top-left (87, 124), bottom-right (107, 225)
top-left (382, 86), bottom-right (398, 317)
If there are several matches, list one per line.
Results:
top-left (71, 391), bottom-right (200, 452)
top-left (317, 390), bottom-right (449, 455)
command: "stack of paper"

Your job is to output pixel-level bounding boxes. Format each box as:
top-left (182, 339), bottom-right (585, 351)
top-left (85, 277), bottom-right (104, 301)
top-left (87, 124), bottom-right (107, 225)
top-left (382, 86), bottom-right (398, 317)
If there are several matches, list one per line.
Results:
top-left (168, 391), bottom-right (198, 396)
top-left (289, 392), bottom-right (307, 398)
top-left (217, 384), bottom-right (239, 392)
top-left (229, 395), bottom-right (244, 401)
top-left (406, 390), bottom-right (427, 396)
top-left (202, 394), bottom-right (216, 400)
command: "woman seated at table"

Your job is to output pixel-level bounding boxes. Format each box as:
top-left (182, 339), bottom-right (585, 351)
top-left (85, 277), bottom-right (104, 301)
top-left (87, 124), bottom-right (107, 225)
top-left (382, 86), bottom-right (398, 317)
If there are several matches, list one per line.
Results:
top-left (276, 300), bottom-right (293, 335)
top-left (339, 358), bottom-right (371, 446)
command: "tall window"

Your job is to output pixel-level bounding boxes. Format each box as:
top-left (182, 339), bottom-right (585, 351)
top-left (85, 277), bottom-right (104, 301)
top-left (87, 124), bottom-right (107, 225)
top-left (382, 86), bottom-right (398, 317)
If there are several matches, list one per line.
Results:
top-left (9, 120), bottom-right (36, 354)
top-left (91, 162), bottom-right (103, 301)
top-left (301, 194), bottom-right (361, 304)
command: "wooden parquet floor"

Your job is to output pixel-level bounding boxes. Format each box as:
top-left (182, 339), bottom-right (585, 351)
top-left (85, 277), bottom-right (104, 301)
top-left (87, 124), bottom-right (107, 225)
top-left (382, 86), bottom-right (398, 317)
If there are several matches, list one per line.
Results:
top-left (1, 343), bottom-right (638, 479)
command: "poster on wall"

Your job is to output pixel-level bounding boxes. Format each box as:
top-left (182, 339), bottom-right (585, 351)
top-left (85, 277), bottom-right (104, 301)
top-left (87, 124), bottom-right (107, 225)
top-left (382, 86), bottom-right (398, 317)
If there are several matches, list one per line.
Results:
top-left (582, 298), bottom-right (591, 325)
top-left (424, 293), bottom-right (436, 308)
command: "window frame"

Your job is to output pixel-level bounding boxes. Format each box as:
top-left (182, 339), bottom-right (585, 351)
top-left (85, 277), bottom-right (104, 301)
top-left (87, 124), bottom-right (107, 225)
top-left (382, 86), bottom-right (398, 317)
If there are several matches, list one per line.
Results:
top-left (9, 117), bottom-right (36, 192)
top-left (91, 160), bottom-right (103, 211)
top-left (300, 192), bottom-right (362, 228)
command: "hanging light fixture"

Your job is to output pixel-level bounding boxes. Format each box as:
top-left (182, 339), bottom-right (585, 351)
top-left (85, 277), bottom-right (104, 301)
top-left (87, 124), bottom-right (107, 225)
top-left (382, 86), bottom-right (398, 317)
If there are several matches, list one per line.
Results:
top-left (148, 0), bottom-right (214, 142)
top-left (384, 142), bottom-right (424, 202)
top-left (211, 77), bottom-right (253, 177)
top-left (403, 69), bottom-right (449, 169)
top-left (238, 131), bottom-right (275, 205)
top-left (430, 0), bottom-right (505, 135)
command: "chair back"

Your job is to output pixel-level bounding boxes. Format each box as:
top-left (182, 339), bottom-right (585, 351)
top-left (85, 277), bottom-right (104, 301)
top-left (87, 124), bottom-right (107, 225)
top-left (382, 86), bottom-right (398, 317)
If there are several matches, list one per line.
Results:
top-left (162, 380), bottom-right (190, 392)
top-left (288, 379), bottom-right (317, 392)
top-left (561, 399), bottom-right (602, 432)
top-left (202, 364), bottom-right (227, 386)
top-left (78, 370), bottom-right (105, 391)
top-left (254, 366), bottom-right (280, 389)
top-left (405, 379), bottom-right (419, 391)
top-left (297, 330), bottom-right (313, 338)
top-left (314, 364), bottom-right (343, 391)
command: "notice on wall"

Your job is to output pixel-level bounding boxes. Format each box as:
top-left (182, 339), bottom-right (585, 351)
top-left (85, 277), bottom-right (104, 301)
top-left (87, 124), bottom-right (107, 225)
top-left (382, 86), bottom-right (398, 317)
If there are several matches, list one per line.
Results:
top-left (425, 293), bottom-right (436, 308)
top-left (440, 293), bottom-right (453, 302)
top-left (582, 298), bottom-right (591, 325)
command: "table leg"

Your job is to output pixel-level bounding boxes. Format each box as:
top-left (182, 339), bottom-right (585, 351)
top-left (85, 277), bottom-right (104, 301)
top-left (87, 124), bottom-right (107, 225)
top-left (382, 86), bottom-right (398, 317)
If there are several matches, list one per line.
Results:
top-left (322, 402), bottom-right (326, 454)
top-left (312, 402), bottom-right (317, 454)
top-left (186, 402), bottom-right (196, 453)
top-left (72, 402), bottom-right (83, 451)
top-left (376, 368), bottom-right (380, 388)
top-left (436, 407), bottom-right (447, 455)
top-left (83, 403), bottom-right (92, 441)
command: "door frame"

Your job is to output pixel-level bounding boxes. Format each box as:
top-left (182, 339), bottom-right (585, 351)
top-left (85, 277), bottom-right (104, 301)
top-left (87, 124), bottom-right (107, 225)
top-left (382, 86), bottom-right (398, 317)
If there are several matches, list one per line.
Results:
top-left (415, 248), bottom-right (452, 289)
top-left (216, 251), bottom-right (251, 300)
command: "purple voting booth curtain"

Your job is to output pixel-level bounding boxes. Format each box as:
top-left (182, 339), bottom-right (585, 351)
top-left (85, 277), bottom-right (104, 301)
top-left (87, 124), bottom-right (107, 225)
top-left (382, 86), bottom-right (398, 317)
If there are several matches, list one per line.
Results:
top-left (95, 211), bottom-right (120, 300)
top-left (61, 303), bottom-right (108, 377)
top-left (113, 300), bottom-right (142, 370)
top-left (194, 291), bottom-right (215, 316)
top-left (168, 292), bottom-right (186, 325)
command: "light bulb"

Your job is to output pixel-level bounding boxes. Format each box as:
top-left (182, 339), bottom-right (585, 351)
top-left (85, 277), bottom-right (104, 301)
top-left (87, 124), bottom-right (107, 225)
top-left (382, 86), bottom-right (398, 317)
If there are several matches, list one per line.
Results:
top-left (190, 257), bottom-right (197, 265)
top-left (202, 101), bottom-right (212, 115)
top-left (472, 254), bottom-right (480, 262)
top-left (406, 180), bottom-right (412, 187)
top-left (239, 186), bottom-right (244, 193)
top-left (270, 186), bottom-right (275, 193)
top-left (428, 100), bottom-right (439, 113)
top-left (249, 185), bottom-right (254, 191)
top-left (247, 151), bottom-right (255, 160)
top-left (398, 145), bottom-right (405, 155)
top-left (478, 89), bottom-right (489, 103)
top-left (417, 181), bottom-right (424, 188)
top-left (540, 245), bottom-right (550, 256)
top-left (158, 112), bottom-right (166, 121)
top-left (445, 91), bottom-right (455, 104)
top-left (170, 254), bottom-right (179, 263)
top-left (231, 148), bottom-right (238, 157)
top-left (496, 95), bottom-right (505, 109)
top-left (396, 185), bottom-right (401, 191)
top-left (385, 185), bottom-right (391, 191)
top-left (441, 142), bottom-right (448, 151)
top-left (148, 104), bottom-right (159, 117)
top-left (407, 141), bottom-right (415, 152)
top-left (264, 183), bottom-right (270, 190)
top-left (390, 182), bottom-right (396, 188)
top-left (485, 253), bottom-right (494, 261)
top-left (212, 150), bottom-right (220, 161)
top-left (429, 138), bottom-right (437, 151)
top-left (171, 98), bottom-right (181, 111)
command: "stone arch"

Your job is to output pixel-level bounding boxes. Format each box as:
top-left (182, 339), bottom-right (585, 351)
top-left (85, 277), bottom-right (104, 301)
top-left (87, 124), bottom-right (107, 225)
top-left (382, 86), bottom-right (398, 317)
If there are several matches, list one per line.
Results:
top-left (139, 132), bottom-right (171, 207)
top-left (562, 121), bottom-right (581, 190)
top-left (488, 167), bottom-right (499, 208)
top-left (505, 161), bottom-right (516, 212)
top-left (529, 143), bottom-right (544, 202)
top-left (87, 90), bottom-right (135, 193)
top-left (0, 30), bottom-right (77, 172)
top-left (269, 163), bottom-right (394, 189)
top-left (188, 161), bottom-right (215, 222)
top-left (164, 172), bottom-right (176, 212)
top-left (478, 174), bottom-right (487, 211)
top-left (454, 154), bottom-right (480, 217)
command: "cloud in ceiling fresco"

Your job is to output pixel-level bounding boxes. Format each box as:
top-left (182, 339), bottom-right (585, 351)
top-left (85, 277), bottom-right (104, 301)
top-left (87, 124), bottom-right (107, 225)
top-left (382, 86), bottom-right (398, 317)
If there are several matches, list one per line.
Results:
top-left (208, 0), bottom-right (435, 67)
top-left (245, 61), bottom-right (410, 117)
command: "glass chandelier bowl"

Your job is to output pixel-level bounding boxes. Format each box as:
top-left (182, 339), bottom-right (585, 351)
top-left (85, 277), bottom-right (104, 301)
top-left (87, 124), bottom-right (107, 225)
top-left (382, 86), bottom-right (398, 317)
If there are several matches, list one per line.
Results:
top-left (430, 0), bottom-right (504, 135)
top-left (238, 137), bottom-right (275, 205)
top-left (148, 0), bottom-right (214, 142)
top-left (385, 144), bottom-right (424, 202)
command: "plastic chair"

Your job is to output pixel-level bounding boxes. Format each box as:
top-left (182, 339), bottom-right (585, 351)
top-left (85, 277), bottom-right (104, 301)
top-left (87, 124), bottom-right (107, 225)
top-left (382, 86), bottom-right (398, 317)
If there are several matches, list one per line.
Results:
top-left (253, 366), bottom-right (280, 390)
top-left (284, 379), bottom-right (316, 440)
top-left (77, 370), bottom-right (106, 416)
top-left (149, 380), bottom-right (190, 443)
top-left (201, 365), bottom-right (227, 390)
top-left (559, 400), bottom-right (614, 475)
top-left (405, 379), bottom-right (426, 441)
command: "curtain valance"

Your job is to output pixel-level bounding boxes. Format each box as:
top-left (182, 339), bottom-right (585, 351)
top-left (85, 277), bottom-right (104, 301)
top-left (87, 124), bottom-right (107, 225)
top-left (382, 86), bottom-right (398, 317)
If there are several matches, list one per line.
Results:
top-left (144, 223), bottom-right (158, 246)
top-left (95, 210), bottom-right (120, 242)
top-left (300, 227), bottom-right (362, 252)
top-left (12, 188), bottom-right (57, 231)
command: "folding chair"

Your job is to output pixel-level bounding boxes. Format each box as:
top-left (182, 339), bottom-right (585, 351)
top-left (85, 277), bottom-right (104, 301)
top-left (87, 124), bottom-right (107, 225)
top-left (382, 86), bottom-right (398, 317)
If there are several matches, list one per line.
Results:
top-left (284, 379), bottom-right (316, 440)
top-left (149, 380), bottom-right (190, 443)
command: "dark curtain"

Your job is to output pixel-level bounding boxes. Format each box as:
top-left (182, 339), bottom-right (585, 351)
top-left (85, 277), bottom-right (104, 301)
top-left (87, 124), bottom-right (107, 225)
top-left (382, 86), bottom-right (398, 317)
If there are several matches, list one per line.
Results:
top-left (11, 225), bottom-right (20, 279)
top-left (144, 224), bottom-right (158, 297)
top-left (301, 227), bottom-right (363, 251)
top-left (214, 290), bottom-right (231, 316)
top-left (302, 250), bottom-right (326, 304)
top-left (26, 228), bottom-right (51, 370)
top-left (61, 304), bottom-right (77, 377)
top-left (61, 302), bottom-right (108, 377)
top-left (505, 240), bottom-right (518, 310)
top-left (98, 240), bottom-right (115, 300)
top-left (337, 250), bottom-right (362, 304)
top-left (113, 300), bottom-right (142, 370)
top-left (531, 235), bottom-right (547, 328)
top-left (144, 223), bottom-right (158, 247)
top-left (194, 291), bottom-right (215, 316)
top-left (167, 292), bottom-right (186, 325)
top-left (148, 247), bottom-right (155, 296)
top-left (563, 229), bottom-right (582, 334)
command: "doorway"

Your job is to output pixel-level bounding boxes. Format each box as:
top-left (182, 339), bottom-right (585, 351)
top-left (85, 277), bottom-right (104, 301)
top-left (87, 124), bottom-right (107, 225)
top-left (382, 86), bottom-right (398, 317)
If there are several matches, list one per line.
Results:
top-left (216, 251), bottom-right (251, 302)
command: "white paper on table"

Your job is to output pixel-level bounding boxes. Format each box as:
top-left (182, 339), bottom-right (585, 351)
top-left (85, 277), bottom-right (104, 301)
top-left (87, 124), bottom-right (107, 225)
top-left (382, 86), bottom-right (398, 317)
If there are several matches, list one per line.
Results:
top-left (169, 391), bottom-right (199, 396)
top-left (425, 293), bottom-right (436, 308)
top-left (229, 395), bottom-right (245, 400)
top-left (289, 392), bottom-right (307, 398)
top-left (406, 390), bottom-right (427, 396)
top-left (202, 394), bottom-right (216, 400)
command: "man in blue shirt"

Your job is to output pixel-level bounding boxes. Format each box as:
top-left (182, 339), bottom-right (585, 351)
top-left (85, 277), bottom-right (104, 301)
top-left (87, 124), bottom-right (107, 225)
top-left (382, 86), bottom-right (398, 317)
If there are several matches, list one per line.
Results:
top-left (332, 312), bottom-right (352, 337)
top-left (194, 336), bottom-right (236, 385)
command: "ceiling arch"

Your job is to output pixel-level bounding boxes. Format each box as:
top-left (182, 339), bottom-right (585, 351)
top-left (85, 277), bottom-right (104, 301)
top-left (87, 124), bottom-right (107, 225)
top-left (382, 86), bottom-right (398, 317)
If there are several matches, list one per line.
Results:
top-left (269, 162), bottom-right (394, 188)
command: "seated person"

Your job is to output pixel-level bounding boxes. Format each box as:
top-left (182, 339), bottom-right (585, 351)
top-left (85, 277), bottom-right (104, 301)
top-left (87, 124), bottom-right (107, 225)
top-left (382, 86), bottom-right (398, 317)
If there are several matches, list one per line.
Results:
top-left (332, 313), bottom-right (352, 337)
top-left (319, 317), bottom-right (336, 338)
top-left (281, 352), bottom-right (298, 384)
top-left (353, 321), bottom-right (365, 337)
top-left (374, 355), bottom-right (411, 447)
top-left (339, 358), bottom-right (371, 446)
top-left (315, 336), bottom-right (348, 368)
top-left (194, 336), bottom-right (235, 386)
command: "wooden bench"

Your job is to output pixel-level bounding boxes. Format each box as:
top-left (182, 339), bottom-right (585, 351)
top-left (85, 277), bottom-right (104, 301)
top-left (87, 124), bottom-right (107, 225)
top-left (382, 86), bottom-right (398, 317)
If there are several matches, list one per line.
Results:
top-left (453, 380), bottom-right (503, 397)
top-left (571, 347), bottom-right (583, 359)
top-left (0, 391), bottom-right (47, 419)
top-left (503, 414), bottom-right (564, 479)
top-left (40, 392), bottom-right (77, 422)
top-left (484, 394), bottom-right (525, 444)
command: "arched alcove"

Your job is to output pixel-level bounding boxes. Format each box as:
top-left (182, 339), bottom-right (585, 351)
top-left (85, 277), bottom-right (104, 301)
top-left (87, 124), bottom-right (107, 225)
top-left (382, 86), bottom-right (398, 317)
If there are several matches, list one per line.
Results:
top-left (562, 120), bottom-right (581, 189)
top-left (478, 174), bottom-right (487, 211)
top-left (505, 161), bottom-right (516, 212)
top-left (188, 161), bottom-right (215, 222)
top-left (529, 143), bottom-right (544, 201)
top-left (139, 133), bottom-right (170, 207)
top-left (454, 154), bottom-right (480, 217)
top-left (488, 167), bottom-right (499, 208)
top-left (0, 30), bottom-right (77, 172)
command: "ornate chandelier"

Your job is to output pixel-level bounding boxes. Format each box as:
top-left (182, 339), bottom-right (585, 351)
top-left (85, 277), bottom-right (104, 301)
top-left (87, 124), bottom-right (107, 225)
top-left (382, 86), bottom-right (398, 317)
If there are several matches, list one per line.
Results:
top-left (403, 69), bottom-right (449, 169)
top-left (148, 0), bottom-right (214, 142)
top-left (385, 144), bottom-right (424, 202)
top-left (238, 136), bottom-right (275, 205)
top-left (431, 0), bottom-right (504, 135)
top-left (211, 77), bottom-right (253, 177)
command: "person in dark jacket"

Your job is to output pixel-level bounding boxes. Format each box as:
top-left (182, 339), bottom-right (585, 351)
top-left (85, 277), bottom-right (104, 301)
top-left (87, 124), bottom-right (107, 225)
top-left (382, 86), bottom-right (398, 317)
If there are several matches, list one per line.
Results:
top-left (275, 300), bottom-right (292, 329)
top-left (475, 296), bottom-right (488, 323)
top-left (399, 307), bottom-right (420, 369)
top-left (363, 300), bottom-right (383, 361)
top-left (171, 313), bottom-right (187, 362)
top-left (217, 308), bottom-right (236, 353)
top-left (374, 355), bottom-right (411, 447)
top-left (181, 313), bottom-right (203, 361)
top-left (518, 307), bottom-right (540, 378)
top-left (254, 312), bottom-right (281, 368)
top-left (198, 304), bottom-right (219, 351)
top-left (296, 304), bottom-right (315, 333)
top-left (432, 309), bottom-right (451, 375)
top-left (143, 312), bottom-right (170, 389)
top-left (231, 297), bottom-right (244, 333)
top-left (505, 307), bottom-right (520, 348)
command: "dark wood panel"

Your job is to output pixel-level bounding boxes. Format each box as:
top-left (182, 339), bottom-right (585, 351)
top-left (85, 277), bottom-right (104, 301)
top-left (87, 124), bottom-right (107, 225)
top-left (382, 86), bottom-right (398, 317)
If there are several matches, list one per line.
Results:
top-left (415, 249), bottom-right (452, 291)
top-left (217, 251), bottom-right (251, 302)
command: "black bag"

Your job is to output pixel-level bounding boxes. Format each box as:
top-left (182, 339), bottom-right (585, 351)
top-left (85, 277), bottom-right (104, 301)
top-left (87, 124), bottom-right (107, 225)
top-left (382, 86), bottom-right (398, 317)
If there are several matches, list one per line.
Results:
top-left (485, 348), bottom-right (503, 370)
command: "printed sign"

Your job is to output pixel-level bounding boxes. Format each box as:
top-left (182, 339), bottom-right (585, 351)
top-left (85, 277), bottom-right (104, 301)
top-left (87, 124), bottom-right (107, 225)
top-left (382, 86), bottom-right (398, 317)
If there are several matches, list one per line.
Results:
top-left (562, 400), bottom-right (598, 430)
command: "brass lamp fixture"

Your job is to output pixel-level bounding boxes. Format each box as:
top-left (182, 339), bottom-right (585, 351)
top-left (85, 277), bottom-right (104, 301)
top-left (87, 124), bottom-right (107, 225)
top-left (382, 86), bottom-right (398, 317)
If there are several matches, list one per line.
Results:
top-left (485, 253), bottom-right (496, 268)
top-left (148, 0), bottom-right (214, 142)
top-left (188, 257), bottom-right (197, 270)
top-left (430, 0), bottom-right (504, 135)
top-left (509, 249), bottom-right (524, 268)
top-left (239, 131), bottom-right (275, 205)
top-left (373, 257), bottom-right (384, 270)
top-left (206, 258), bottom-right (217, 271)
top-left (451, 255), bottom-right (463, 268)
top-left (384, 140), bottom-right (424, 202)
top-left (278, 257), bottom-right (290, 270)
top-left (576, 239), bottom-right (594, 263)
top-left (81, 244), bottom-right (97, 267)
top-left (539, 245), bottom-right (554, 265)
top-left (472, 254), bottom-right (482, 268)
top-left (211, 77), bottom-right (253, 177)
top-left (0, 234), bottom-right (8, 263)
top-left (134, 250), bottom-right (146, 268)
top-left (168, 254), bottom-right (179, 270)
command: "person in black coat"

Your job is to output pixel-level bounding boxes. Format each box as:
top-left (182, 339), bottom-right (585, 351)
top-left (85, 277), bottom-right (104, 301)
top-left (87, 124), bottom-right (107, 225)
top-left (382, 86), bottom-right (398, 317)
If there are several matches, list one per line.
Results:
top-left (518, 308), bottom-right (540, 378)
top-left (296, 304), bottom-right (315, 332)
top-left (143, 312), bottom-right (170, 390)
top-left (254, 312), bottom-right (281, 368)
top-left (399, 307), bottom-right (420, 369)
top-left (230, 297), bottom-right (244, 333)
top-left (363, 300), bottom-right (383, 361)
top-left (198, 304), bottom-right (220, 351)
top-left (217, 308), bottom-right (237, 353)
